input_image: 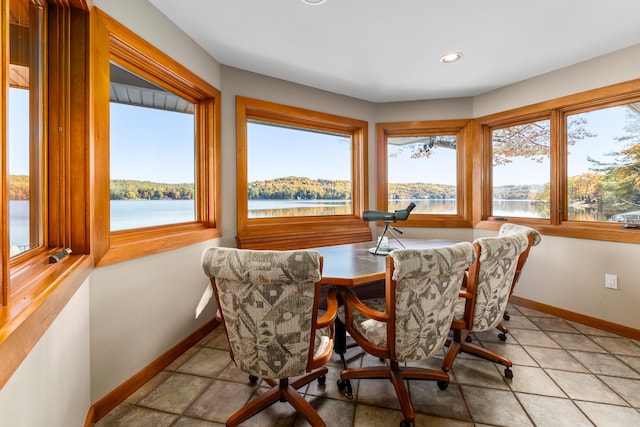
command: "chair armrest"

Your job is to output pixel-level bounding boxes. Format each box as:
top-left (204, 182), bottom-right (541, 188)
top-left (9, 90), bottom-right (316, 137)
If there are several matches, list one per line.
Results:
top-left (340, 288), bottom-right (389, 322)
top-left (317, 288), bottom-right (339, 328)
top-left (459, 290), bottom-right (473, 299)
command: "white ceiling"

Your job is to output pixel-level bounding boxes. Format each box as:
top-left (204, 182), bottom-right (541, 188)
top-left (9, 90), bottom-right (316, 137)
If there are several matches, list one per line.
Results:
top-left (149, 0), bottom-right (640, 103)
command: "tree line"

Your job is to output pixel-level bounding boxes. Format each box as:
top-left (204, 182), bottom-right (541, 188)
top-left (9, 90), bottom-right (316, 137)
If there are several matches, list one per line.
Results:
top-left (8, 174), bottom-right (547, 202)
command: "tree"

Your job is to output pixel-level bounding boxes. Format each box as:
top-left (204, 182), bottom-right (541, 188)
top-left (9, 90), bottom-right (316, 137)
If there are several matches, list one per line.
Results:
top-left (389, 116), bottom-right (596, 165)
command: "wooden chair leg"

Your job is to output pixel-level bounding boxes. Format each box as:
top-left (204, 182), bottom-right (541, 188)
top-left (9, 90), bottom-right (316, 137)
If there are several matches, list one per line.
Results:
top-left (225, 384), bottom-right (283, 427)
top-left (283, 384), bottom-right (326, 427)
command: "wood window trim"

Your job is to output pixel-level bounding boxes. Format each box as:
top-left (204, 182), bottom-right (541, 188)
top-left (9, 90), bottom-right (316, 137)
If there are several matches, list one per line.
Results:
top-left (475, 78), bottom-right (640, 244)
top-left (93, 10), bottom-right (221, 267)
top-left (376, 120), bottom-right (474, 228)
top-left (236, 96), bottom-right (371, 249)
top-left (0, 0), bottom-right (93, 389)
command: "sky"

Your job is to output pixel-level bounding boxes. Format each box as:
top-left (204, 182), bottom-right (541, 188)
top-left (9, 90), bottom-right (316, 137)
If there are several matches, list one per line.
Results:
top-left (9, 88), bottom-right (634, 187)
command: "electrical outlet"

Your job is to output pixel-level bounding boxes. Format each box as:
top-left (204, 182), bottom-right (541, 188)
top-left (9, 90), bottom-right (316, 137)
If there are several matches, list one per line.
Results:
top-left (605, 274), bottom-right (618, 290)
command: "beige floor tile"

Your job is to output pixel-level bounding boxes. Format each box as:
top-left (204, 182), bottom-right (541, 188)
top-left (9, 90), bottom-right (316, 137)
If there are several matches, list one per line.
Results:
top-left (499, 314), bottom-right (540, 330)
top-left (177, 347), bottom-right (233, 378)
top-left (597, 376), bottom-right (640, 408)
top-left (524, 346), bottom-right (589, 372)
top-left (409, 381), bottom-right (471, 421)
top-left (509, 328), bottom-right (561, 348)
top-left (480, 342), bottom-right (538, 366)
top-left (184, 379), bottom-right (258, 423)
top-left (515, 393), bottom-right (593, 427)
top-left (460, 385), bottom-right (534, 426)
top-left (575, 401), bottom-right (640, 427)
top-left (545, 370), bottom-right (627, 405)
top-left (449, 358), bottom-right (510, 390)
top-left (569, 350), bottom-right (640, 378)
top-left (588, 336), bottom-right (640, 356)
top-left (507, 366), bottom-right (566, 397)
top-left (529, 316), bottom-right (581, 333)
top-left (545, 331), bottom-right (606, 353)
top-left (352, 404), bottom-right (404, 426)
top-left (96, 404), bottom-right (179, 426)
top-left (137, 373), bottom-right (211, 414)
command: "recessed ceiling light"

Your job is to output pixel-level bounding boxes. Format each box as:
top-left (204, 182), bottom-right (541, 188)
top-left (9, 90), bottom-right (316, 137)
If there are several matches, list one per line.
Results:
top-left (303, 0), bottom-right (326, 5)
top-left (440, 52), bottom-right (464, 64)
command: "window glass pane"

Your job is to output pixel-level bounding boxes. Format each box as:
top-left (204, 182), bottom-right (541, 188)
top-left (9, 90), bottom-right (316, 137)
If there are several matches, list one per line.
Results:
top-left (8, 0), bottom-right (44, 257)
top-left (109, 63), bottom-right (196, 231)
top-left (247, 120), bottom-right (352, 218)
top-left (387, 135), bottom-right (457, 214)
top-left (491, 119), bottom-right (551, 218)
top-left (567, 103), bottom-right (640, 223)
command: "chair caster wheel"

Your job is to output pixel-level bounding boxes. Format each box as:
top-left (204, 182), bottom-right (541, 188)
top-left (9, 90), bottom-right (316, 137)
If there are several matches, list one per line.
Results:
top-left (400, 419), bottom-right (413, 427)
top-left (465, 336), bottom-right (472, 343)
top-left (504, 367), bottom-right (513, 379)
top-left (248, 375), bottom-right (258, 384)
top-left (498, 333), bottom-right (507, 341)
top-left (318, 375), bottom-right (326, 385)
top-left (337, 379), bottom-right (353, 399)
top-left (503, 314), bottom-right (511, 321)
top-left (437, 381), bottom-right (449, 390)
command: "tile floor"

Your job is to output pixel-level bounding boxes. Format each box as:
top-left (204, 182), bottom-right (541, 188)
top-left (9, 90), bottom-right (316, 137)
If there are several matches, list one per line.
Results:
top-left (95, 304), bottom-right (640, 426)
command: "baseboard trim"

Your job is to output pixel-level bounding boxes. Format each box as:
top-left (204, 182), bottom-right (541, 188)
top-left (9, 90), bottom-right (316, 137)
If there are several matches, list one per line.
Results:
top-left (510, 296), bottom-right (640, 341)
top-left (86, 319), bottom-right (220, 425)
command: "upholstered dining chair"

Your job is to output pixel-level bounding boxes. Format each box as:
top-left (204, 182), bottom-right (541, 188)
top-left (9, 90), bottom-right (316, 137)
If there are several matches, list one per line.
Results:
top-left (441, 233), bottom-right (529, 378)
top-left (497, 223), bottom-right (542, 334)
top-left (338, 242), bottom-right (476, 427)
top-left (201, 247), bottom-right (338, 427)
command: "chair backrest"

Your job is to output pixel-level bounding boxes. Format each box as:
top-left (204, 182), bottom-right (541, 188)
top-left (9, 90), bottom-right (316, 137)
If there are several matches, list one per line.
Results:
top-left (498, 223), bottom-right (541, 288)
top-left (468, 233), bottom-right (529, 332)
top-left (201, 247), bottom-right (322, 379)
top-left (388, 242), bottom-right (476, 362)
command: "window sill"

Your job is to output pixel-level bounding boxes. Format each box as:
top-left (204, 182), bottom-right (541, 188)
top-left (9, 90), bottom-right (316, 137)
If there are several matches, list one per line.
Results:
top-left (97, 222), bottom-right (220, 267)
top-left (476, 219), bottom-right (640, 244)
top-left (0, 254), bottom-right (93, 389)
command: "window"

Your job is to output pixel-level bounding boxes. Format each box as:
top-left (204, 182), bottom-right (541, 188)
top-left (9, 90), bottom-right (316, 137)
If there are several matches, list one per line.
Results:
top-left (490, 118), bottom-right (551, 220)
top-left (94, 11), bottom-right (221, 266)
top-left (2, 0), bottom-right (94, 388)
top-left (109, 62), bottom-right (196, 231)
top-left (7, 0), bottom-right (44, 259)
top-left (566, 102), bottom-right (640, 224)
top-left (237, 97), bottom-right (370, 249)
top-left (376, 120), bottom-right (472, 228)
top-left (478, 81), bottom-right (640, 243)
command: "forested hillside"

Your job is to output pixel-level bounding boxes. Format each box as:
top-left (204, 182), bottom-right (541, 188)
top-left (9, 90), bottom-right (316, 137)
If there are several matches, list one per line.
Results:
top-left (8, 175), bottom-right (545, 201)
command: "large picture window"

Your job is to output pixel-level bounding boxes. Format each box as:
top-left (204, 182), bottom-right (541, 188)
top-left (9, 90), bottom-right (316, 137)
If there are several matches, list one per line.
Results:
top-left (237, 97), bottom-right (370, 249)
top-left (566, 103), bottom-right (640, 224)
top-left (490, 118), bottom-right (551, 220)
top-left (109, 62), bottom-right (196, 231)
top-left (95, 11), bottom-right (221, 266)
top-left (479, 83), bottom-right (640, 243)
top-left (376, 120), bottom-right (472, 228)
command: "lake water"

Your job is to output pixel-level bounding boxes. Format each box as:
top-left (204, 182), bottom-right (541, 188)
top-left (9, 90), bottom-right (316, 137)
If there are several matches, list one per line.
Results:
top-left (7, 198), bottom-right (609, 249)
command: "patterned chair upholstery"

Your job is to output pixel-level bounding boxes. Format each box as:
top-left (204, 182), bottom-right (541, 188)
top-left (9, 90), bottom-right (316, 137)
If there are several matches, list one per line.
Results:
top-left (442, 233), bottom-right (529, 378)
top-left (201, 247), bottom-right (338, 427)
top-left (497, 223), bottom-right (542, 333)
top-left (339, 242), bottom-right (475, 427)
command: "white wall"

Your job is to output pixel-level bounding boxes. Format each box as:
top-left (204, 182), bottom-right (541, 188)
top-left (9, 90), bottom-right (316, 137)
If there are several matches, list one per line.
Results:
top-left (90, 241), bottom-right (218, 401)
top-left (0, 282), bottom-right (91, 427)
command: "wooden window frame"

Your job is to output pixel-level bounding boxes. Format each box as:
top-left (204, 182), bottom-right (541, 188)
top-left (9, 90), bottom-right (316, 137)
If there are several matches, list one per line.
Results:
top-left (476, 78), bottom-right (640, 244)
top-left (1, 0), bottom-right (93, 390)
top-left (375, 120), bottom-right (473, 228)
top-left (236, 96), bottom-right (371, 249)
top-left (93, 11), bottom-right (221, 266)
